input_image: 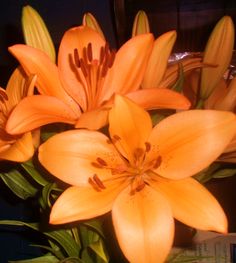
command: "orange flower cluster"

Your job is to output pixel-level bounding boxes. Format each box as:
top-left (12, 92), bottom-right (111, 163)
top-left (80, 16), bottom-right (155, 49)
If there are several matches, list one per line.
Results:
top-left (1, 6), bottom-right (236, 263)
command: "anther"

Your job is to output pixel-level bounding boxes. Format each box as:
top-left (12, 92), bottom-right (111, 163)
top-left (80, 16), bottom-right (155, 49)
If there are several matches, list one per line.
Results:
top-left (87, 43), bottom-right (93, 62)
top-left (136, 182), bottom-right (146, 192)
top-left (91, 162), bottom-right (103, 168)
top-left (93, 174), bottom-right (106, 189)
top-left (96, 157), bottom-right (107, 166)
top-left (153, 156), bottom-right (162, 169)
top-left (73, 49), bottom-right (80, 67)
top-left (100, 46), bottom-right (105, 64)
top-left (145, 142), bottom-right (151, 152)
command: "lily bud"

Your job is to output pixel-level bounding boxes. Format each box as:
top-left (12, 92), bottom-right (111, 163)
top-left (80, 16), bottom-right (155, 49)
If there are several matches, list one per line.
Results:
top-left (142, 30), bottom-right (177, 89)
top-left (82, 12), bottom-right (105, 40)
top-left (22, 5), bottom-right (56, 62)
top-left (200, 16), bottom-right (235, 100)
top-left (132, 10), bottom-right (150, 37)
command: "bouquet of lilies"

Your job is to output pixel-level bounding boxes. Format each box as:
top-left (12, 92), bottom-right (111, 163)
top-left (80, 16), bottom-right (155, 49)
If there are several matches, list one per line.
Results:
top-left (1, 5), bottom-right (236, 263)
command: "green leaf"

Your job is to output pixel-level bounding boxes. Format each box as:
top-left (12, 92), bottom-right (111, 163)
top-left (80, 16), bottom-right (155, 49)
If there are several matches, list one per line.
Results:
top-left (211, 167), bottom-right (236, 179)
top-left (0, 220), bottom-right (80, 258)
top-left (0, 170), bottom-right (38, 200)
top-left (59, 257), bottom-right (85, 263)
top-left (9, 255), bottom-right (59, 263)
top-left (88, 239), bottom-right (109, 263)
top-left (21, 160), bottom-right (49, 186)
top-left (41, 183), bottom-right (61, 209)
top-left (82, 219), bottom-right (105, 239)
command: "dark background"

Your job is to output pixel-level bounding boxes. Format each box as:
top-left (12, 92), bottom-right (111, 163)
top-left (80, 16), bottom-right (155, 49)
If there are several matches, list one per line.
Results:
top-left (0, 0), bottom-right (236, 262)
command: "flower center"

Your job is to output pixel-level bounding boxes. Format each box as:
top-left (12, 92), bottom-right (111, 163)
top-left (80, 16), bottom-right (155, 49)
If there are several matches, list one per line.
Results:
top-left (72, 42), bottom-right (116, 110)
top-left (88, 139), bottom-right (162, 195)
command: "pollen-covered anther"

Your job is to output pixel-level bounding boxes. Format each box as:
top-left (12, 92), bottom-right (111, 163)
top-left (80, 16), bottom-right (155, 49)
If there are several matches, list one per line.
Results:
top-left (145, 142), bottom-right (151, 152)
top-left (96, 157), bottom-right (107, 166)
top-left (88, 174), bottom-right (106, 191)
top-left (153, 156), bottom-right (162, 169)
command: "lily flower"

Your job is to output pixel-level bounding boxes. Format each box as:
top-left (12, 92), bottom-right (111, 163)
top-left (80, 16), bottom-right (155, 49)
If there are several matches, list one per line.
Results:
top-left (6, 26), bottom-right (190, 134)
top-left (0, 67), bottom-right (39, 162)
top-left (38, 95), bottom-right (236, 263)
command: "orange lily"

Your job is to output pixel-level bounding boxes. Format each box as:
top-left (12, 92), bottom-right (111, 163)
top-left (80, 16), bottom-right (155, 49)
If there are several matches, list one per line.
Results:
top-left (6, 26), bottom-right (190, 134)
top-left (38, 95), bottom-right (236, 263)
top-left (0, 67), bottom-right (39, 162)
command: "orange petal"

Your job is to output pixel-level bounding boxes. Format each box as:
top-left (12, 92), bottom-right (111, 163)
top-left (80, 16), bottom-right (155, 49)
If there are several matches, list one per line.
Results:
top-left (126, 88), bottom-right (190, 110)
top-left (150, 176), bottom-right (227, 233)
top-left (100, 33), bottom-right (154, 102)
top-left (8, 44), bottom-right (80, 115)
top-left (213, 77), bottom-right (236, 111)
top-left (0, 132), bottom-right (34, 162)
top-left (109, 95), bottom-right (152, 165)
top-left (5, 67), bottom-right (28, 107)
top-left (112, 185), bottom-right (174, 263)
top-left (75, 107), bottom-right (109, 130)
top-left (148, 110), bottom-right (236, 179)
top-left (58, 26), bottom-right (106, 111)
top-left (200, 16), bottom-right (235, 99)
top-left (142, 30), bottom-right (177, 89)
top-left (39, 129), bottom-right (126, 186)
top-left (50, 179), bottom-right (128, 224)
top-left (6, 95), bottom-right (79, 135)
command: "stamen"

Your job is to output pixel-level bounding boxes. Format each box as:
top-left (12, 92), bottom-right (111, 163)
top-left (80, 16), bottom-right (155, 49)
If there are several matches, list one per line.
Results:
top-left (99, 46), bottom-right (105, 64)
top-left (136, 182), bottom-right (146, 192)
top-left (79, 59), bottom-right (88, 77)
top-left (87, 43), bottom-right (93, 62)
top-left (88, 177), bottom-right (101, 191)
top-left (93, 174), bottom-right (106, 189)
top-left (73, 49), bottom-right (80, 67)
top-left (134, 148), bottom-right (144, 160)
top-left (96, 157), bottom-right (107, 166)
top-left (153, 156), bottom-right (162, 169)
top-left (91, 162), bottom-right (103, 168)
top-left (145, 142), bottom-right (151, 152)
top-left (108, 50), bottom-right (116, 68)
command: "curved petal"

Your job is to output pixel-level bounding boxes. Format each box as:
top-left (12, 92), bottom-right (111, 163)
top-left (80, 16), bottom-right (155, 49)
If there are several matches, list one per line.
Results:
top-left (8, 44), bottom-right (80, 115)
top-left (148, 110), bottom-right (236, 180)
top-left (109, 95), bottom-right (152, 165)
top-left (126, 88), bottom-right (191, 110)
top-left (112, 185), bottom-right (174, 263)
top-left (5, 67), bottom-right (28, 107)
top-left (6, 95), bottom-right (79, 135)
top-left (39, 129), bottom-right (126, 186)
top-left (101, 33), bottom-right (154, 102)
top-left (58, 26), bottom-right (106, 111)
top-left (142, 30), bottom-right (177, 89)
top-left (50, 179), bottom-right (128, 224)
top-left (0, 132), bottom-right (34, 162)
top-left (75, 107), bottom-right (109, 130)
top-left (149, 176), bottom-right (227, 233)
